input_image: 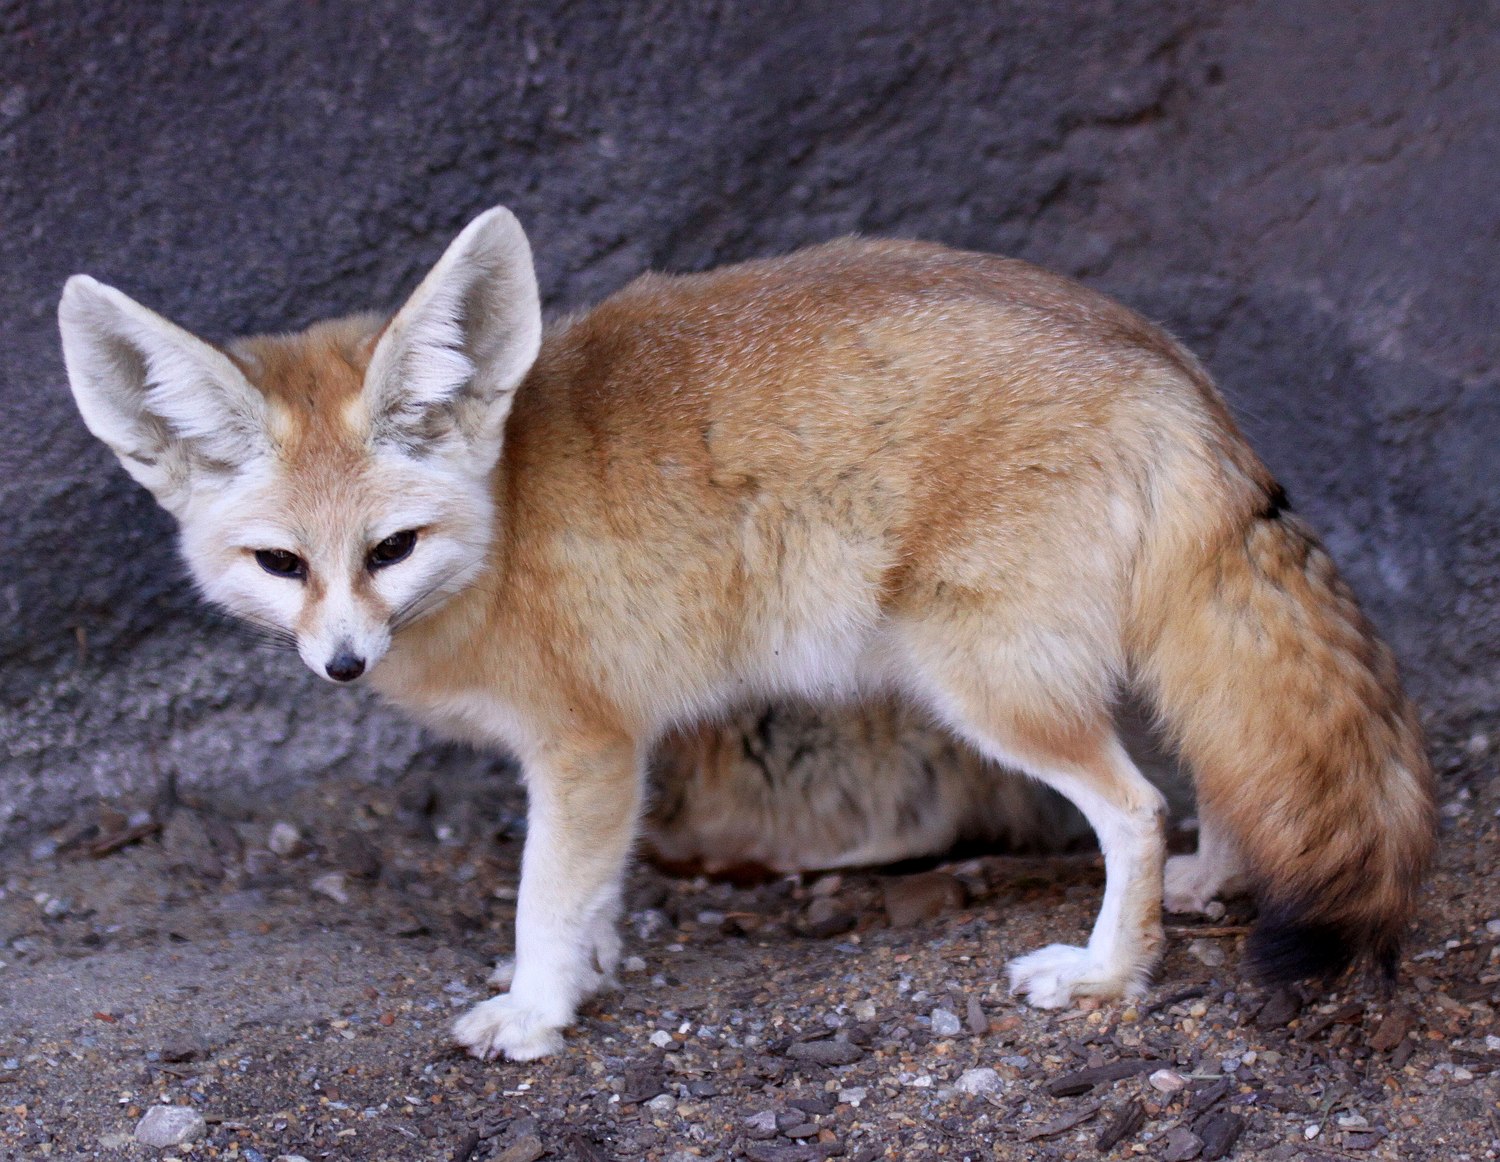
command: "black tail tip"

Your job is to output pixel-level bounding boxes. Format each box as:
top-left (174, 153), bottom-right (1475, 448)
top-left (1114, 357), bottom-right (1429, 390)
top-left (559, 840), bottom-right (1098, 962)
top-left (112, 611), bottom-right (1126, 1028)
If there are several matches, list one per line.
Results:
top-left (1246, 905), bottom-right (1400, 986)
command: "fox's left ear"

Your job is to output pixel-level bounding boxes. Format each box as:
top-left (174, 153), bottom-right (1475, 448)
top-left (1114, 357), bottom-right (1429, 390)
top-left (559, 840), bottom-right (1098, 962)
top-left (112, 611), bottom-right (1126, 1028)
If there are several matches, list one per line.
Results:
top-left (364, 206), bottom-right (542, 462)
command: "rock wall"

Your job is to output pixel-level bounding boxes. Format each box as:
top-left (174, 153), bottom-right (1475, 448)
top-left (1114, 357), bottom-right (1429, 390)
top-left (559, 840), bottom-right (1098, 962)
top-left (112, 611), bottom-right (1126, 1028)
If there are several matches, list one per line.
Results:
top-left (3, 1), bottom-right (1496, 837)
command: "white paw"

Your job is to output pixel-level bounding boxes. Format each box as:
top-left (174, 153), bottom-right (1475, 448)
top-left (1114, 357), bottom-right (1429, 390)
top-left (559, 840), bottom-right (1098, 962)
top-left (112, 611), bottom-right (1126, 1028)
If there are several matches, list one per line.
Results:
top-left (1007, 944), bottom-right (1148, 1008)
top-left (487, 956), bottom-right (515, 988)
top-left (452, 995), bottom-right (566, 1061)
top-left (1164, 853), bottom-right (1232, 915)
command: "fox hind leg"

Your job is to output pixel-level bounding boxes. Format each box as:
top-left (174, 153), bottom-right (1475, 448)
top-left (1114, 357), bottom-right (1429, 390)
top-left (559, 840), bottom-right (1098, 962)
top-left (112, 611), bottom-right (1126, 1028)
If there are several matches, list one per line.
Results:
top-left (1164, 807), bottom-right (1249, 916)
top-left (999, 734), bottom-right (1167, 1006)
top-left (901, 633), bottom-right (1167, 1007)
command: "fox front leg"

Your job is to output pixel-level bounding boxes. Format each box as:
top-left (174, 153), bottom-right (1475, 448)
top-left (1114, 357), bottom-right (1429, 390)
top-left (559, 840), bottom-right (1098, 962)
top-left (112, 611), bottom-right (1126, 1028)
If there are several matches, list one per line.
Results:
top-left (453, 733), bottom-right (641, 1061)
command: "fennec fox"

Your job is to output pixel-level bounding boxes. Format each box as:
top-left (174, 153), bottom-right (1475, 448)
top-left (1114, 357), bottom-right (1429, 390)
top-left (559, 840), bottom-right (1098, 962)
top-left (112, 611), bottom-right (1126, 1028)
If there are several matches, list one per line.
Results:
top-left (59, 206), bottom-right (1434, 1061)
top-left (647, 698), bottom-right (1091, 874)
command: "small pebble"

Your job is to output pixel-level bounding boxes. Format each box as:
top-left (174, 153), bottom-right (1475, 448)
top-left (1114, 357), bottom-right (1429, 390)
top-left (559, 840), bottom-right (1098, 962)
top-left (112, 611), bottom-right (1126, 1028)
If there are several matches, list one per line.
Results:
top-left (1187, 939), bottom-right (1226, 967)
top-left (649, 1030), bottom-right (674, 1048)
top-left (838, 1087), bottom-right (868, 1107)
top-left (1148, 1068), bottom-right (1189, 1094)
top-left (622, 955), bottom-right (648, 973)
top-left (646, 1093), bottom-right (676, 1113)
top-left (1160, 1126), bottom-right (1204, 1162)
top-left (266, 821), bottom-right (304, 858)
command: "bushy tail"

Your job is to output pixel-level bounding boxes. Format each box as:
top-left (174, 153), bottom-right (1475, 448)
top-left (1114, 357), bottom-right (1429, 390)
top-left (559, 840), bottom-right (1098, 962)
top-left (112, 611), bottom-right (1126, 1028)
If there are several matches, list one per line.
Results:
top-left (1131, 486), bottom-right (1435, 982)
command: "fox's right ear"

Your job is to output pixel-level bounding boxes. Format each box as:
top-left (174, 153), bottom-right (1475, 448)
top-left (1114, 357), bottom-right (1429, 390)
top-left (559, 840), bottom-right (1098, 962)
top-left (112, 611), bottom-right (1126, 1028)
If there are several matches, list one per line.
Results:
top-left (58, 276), bottom-right (272, 515)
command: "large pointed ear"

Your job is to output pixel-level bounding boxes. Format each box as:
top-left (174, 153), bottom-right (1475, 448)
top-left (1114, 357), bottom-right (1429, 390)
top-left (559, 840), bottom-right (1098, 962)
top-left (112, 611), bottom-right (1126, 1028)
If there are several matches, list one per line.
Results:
top-left (58, 276), bottom-right (273, 515)
top-left (363, 206), bottom-right (542, 460)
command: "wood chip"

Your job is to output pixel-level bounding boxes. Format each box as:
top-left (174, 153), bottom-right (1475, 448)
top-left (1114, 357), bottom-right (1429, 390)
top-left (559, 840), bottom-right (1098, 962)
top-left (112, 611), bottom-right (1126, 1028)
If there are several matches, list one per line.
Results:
top-left (1096, 1099), bottom-right (1146, 1151)
top-left (1296, 1001), bottom-right (1364, 1041)
top-left (1186, 1077), bottom-right (1233, 1117)
top-left (1197, 1111), bottom-right (1244, 1160)
top-left (1045, 1057), bottom-right (1158, 1097)
top-left (787, 1039), bottom-right (864, 1066)
top-left (620, 1065), bottom-right (667, 1103)
top-left (88, 821), bottom-right (161, 858)
top-left (1020, 1100), bottom-right (1102, 1140)
top-left (1254, 987), bottom-right (1300, 1030)
top-left (1368, 1005), bottom-right (1415, 1052)
top-left (564, 1132), bottom-right (609, 1162)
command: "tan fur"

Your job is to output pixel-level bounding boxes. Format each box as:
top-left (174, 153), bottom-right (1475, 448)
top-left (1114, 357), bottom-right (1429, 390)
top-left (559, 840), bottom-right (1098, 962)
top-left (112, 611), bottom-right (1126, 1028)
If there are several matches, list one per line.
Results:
top-left (60, 219), bottom-right (1435, 1061)
top-left (646, 699), bottom-right (1090, 874)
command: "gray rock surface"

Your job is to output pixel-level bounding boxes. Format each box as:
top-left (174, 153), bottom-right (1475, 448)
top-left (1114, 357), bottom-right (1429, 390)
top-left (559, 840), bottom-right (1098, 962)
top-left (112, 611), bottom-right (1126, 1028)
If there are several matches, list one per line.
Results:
top-left (3, 2), bottom-right (1496, 837)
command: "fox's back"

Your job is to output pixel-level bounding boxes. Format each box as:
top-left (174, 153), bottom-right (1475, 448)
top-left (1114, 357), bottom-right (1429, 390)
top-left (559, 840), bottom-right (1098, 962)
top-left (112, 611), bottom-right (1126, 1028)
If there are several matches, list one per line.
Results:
top-left (482, 239), bottom-right (1267, 717)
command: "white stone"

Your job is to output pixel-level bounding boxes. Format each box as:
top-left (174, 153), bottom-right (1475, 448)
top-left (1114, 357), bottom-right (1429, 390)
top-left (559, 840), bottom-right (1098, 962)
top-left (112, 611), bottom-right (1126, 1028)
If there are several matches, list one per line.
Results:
top-left (266, 821), bottom-right (303, 857)
top-left (649, 1029), bottom-right (674, 1048)
top-left (1148, 1068), bottom-right (1188, 1094)
top-left (955, 1067), bottom-right (1002, 1095)
top-left (134, 1105), bottom-right (207, 1147)
top-left (838, 1086), bottom-right (868, 1107)
top-left (310, 872), bottom-right (349, 904)
top-left (930, 1007), bottom-right (962, 1036)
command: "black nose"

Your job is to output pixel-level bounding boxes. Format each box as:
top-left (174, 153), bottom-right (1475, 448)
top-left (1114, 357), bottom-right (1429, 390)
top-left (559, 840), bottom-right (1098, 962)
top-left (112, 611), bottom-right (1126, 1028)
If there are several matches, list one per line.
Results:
top-left (325, 653), bottom-right (366, 682)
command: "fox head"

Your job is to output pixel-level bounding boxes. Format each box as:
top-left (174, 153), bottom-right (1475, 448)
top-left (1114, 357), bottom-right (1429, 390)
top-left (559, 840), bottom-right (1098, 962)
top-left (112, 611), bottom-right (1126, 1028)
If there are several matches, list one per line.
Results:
top-left (58, 206), bottom-right (542, 683)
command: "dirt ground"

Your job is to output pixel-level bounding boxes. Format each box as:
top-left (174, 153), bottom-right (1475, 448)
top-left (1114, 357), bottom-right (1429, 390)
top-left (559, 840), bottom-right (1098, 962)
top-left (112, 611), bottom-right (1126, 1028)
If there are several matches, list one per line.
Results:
top-left (2, 734), bottom-right (1497, 1162)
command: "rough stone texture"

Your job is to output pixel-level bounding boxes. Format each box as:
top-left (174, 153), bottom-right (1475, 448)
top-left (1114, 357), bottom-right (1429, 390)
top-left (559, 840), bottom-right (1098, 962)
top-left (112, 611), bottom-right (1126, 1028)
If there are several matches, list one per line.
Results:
top-left (2, 2), bottom-right (1497, 836)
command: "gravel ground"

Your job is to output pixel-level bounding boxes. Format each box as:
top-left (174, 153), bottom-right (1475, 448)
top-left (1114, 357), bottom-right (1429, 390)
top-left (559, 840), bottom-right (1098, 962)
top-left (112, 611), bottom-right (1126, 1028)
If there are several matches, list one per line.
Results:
top-left (2, 735), bottom-right (1497, 1161)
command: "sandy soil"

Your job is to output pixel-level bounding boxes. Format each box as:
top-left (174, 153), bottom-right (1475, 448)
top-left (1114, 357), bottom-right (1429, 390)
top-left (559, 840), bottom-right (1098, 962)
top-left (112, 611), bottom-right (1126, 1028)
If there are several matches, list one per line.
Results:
top-left (1, 737), bottom-right (1497, 1162)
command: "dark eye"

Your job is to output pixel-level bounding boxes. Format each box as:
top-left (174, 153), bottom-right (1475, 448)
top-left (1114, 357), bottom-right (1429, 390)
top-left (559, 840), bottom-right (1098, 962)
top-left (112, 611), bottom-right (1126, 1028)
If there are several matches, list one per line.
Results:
top-left (254, 548), bottom-right (307, 579)
top-left (367, 529), bottom-right (418, 570)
